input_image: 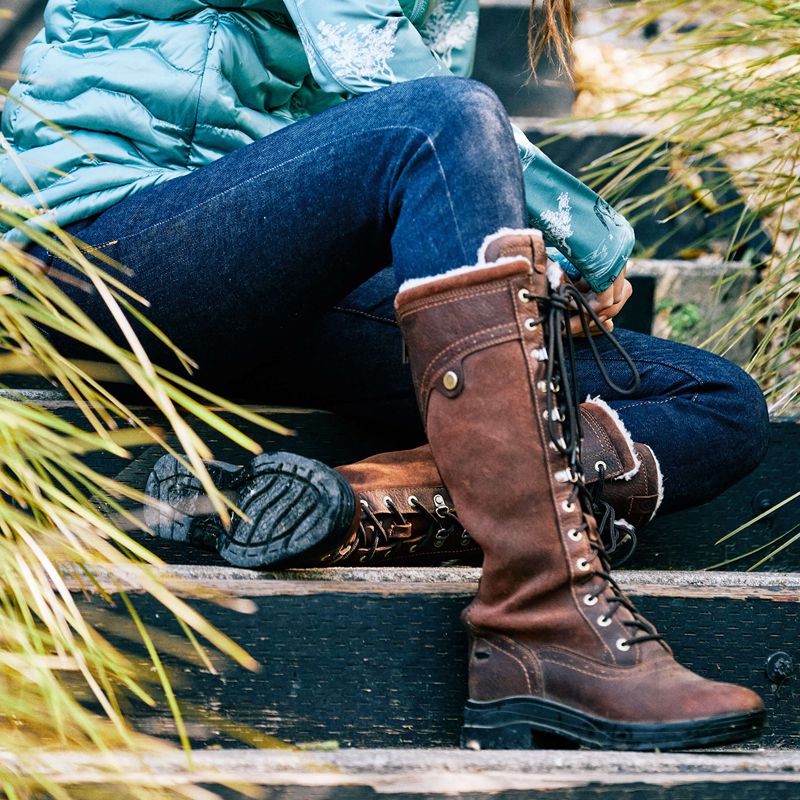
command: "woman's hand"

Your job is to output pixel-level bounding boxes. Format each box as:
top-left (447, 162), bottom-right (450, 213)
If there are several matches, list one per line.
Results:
top-left (568, 267), bottom-right (633, 336)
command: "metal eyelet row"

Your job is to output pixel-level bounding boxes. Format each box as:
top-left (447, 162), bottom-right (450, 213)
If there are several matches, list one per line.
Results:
top-left (543, 408), bottom-right (565, 423)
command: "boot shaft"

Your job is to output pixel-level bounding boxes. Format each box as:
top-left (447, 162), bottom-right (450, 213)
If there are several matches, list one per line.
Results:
top-left (395, 232), bottom-right (611, 652)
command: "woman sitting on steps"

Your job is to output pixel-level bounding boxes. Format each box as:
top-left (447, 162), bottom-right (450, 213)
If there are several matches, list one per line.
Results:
top-left (2, 0), bottom-right (769, 751)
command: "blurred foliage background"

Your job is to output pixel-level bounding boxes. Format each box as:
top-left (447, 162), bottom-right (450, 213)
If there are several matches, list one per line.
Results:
top-left (573, 0), bottom-right (800, 415)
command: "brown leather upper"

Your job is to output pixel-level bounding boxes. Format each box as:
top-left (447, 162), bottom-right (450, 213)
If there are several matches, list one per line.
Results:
top-left (579, 402), bottom-right (639, 483)
top-left (329, 446), bottom-right (481, 566)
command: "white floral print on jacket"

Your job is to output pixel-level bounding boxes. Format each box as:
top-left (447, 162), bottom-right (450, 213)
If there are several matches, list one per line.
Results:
top-left (284, 0), bottom-right (634, 291)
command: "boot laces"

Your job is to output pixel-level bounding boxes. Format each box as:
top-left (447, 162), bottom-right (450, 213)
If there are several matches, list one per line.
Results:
top-left (590, 464), bottom-right (638, 566)
top-left (332, 495), bottom-right (473, 564)
top-left (537, 279), bottom-right (668, 652)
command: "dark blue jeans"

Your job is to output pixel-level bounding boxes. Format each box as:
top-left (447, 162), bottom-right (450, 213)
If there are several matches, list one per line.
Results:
top-left (31, 78), bottom-right (769, 515)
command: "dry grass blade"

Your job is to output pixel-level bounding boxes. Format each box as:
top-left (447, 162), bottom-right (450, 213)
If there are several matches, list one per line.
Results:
top-left (0, 159), bottom-right (291, 793)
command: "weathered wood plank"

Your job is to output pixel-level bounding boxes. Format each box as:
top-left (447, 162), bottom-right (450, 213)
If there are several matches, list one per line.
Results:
top-left (77, 568), bottom-right (800, 749)
top-left (17, 749), bottom-right (800, 800)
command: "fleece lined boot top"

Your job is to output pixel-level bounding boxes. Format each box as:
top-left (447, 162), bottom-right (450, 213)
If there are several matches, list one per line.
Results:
top-left (394, 228), bottom-right (764, 751)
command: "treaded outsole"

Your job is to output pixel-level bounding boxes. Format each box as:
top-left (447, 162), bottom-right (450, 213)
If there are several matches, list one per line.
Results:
top-left (461, 696), bottom-right (766, 751)
top-left (218, 452), bottom-right (356, 568)
top-left (144, 452), bottom-right (356, 569)
top-left (143, 455), bottom-right (244, 548)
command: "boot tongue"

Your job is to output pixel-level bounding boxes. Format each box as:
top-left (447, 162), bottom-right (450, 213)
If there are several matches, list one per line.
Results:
top-left (482, 231), bottom-right (546, 273)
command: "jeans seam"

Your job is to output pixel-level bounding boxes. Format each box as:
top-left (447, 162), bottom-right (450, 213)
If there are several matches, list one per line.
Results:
top-left (572, 355), bottom-right (705, 385)
top-left (86, 126), bottom-right (466, 252)
top-left (614, 395), bottom-right (700, 411)
top-left (331, 305), bottom-right (398, 326)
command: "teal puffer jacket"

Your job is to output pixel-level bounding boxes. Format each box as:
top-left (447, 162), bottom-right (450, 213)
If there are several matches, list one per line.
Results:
top-left (0, 0), bottom-right (634, 291)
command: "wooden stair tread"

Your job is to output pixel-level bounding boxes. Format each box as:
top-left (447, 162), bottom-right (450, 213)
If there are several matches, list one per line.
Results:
top-left (17, 748), bottom-right (800, 798)
top-left (74, 566), bottom-right (800, 750)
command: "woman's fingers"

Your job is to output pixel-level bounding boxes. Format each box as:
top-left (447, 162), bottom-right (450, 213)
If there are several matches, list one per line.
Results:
top-left (595, 278), bottom-right (633, 321)
top-left (569, 314), bottom-right (614, 337)
top-left (592, 267), bottom-right (628, 315)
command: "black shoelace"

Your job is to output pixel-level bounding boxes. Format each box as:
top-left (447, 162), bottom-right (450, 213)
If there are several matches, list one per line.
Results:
top-left (341, 496), bottom-right (470, 563)
top-left (538, 279), bottom-right (669, 653)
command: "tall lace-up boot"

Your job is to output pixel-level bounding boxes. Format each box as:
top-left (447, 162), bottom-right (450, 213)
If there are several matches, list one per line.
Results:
top-left (330, 396), bottom-right (663, 567)
top-left (395, 229), bottom-right (764, 751)
top-left (144, 446), bottom-right (480, 568)
top-left (580, 398), bottom-right (662, 530)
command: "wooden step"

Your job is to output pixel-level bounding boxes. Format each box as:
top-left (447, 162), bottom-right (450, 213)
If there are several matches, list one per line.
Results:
top-left (15, 748), bottom-right (800, 799)
top-left (78, 566), bottom-right (800, 749)
top-left (6, 394), bottom-right (799, 571)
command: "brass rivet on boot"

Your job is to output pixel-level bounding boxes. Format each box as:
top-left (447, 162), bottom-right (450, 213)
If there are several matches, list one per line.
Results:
top-left (443, 371), bottom-right (459, 391)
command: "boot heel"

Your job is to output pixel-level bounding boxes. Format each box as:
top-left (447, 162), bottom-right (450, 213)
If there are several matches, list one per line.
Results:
top-left (462, 723), bottom-right (578, 751)
top-left (461, 723), bottom-right (532, 750)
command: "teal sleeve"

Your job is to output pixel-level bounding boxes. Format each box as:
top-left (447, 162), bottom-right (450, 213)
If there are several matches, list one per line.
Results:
top-left (282, 0), bottom-right (479, 96)
top-left (513, 124), bottom-right (635, 293)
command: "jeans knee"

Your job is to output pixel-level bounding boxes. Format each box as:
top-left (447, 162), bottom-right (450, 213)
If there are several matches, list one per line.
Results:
top-left (399, 77), bottom-right (514, 155)
top-left (718, 361), bottom-right (770, 474)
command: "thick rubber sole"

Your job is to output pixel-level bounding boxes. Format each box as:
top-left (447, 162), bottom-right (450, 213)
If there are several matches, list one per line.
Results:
top-left (143, 451), bottom-right (356, 569)
top-left (461, 696), bottom-right (766, 751)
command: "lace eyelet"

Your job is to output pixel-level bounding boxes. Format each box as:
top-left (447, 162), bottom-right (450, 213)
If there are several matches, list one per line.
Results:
top-left (407, 495), bottom-right (419, 506)
top-left (567, 528), bottom-right (582, 542)
top-left (562, 499), bottom-right (576, 513)
top-left (597, 615), bottom-right (612, 628)
top-left (594, 460), bottom-right (607, 472)
top-left (518, 289), bottom-right (532, 303)
top-left (530, 348), bottom-right (548, 362)
top-left (583, 593), bottom-right (598, 606)
top-left (524, 318), bottom-right (538, 331)
top-left (576, 558), bottom-right (590, 572)
top-left (616, 638), bottom-right (631, 652)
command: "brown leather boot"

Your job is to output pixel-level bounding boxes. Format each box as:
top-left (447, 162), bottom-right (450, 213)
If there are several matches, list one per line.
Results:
top-left (318, 446), bottom-right (482, 566)
top-left (579, 398), bottom-right (663, 563)
top-left (395, 229), bottom-right (764, 751)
